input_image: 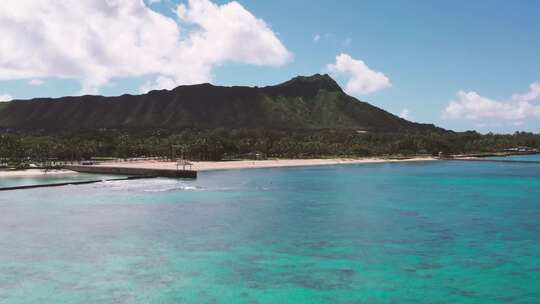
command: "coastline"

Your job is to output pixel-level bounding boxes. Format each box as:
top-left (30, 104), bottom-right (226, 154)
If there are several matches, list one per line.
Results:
top-left (194, 157), bottom-right (436, 171)
top-left (93, 156), bottom-right (437, 173)
top-left (3, 152), bottom-right (538, 178)
top-left (0, 157), bottom-right (437, 178)
top-left (0, 169), bottom-right (76, 178)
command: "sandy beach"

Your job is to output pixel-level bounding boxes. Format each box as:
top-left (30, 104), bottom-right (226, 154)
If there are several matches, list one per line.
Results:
top-left (0, 169), bottom-right (76, 178)
top-left (93, 157), bottom-right (436, 172)
top-left (193, 157), bottom-right (436, 171)
top-left (0, 157), bottom-right (436, 178)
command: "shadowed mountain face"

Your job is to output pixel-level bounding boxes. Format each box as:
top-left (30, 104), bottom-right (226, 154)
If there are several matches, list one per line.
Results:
top-left (0, 74), bottom-right (443, 133)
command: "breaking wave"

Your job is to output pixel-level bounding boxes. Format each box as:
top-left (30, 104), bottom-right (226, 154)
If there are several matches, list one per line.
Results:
top-left (98, 178), bottom-right (202, 193)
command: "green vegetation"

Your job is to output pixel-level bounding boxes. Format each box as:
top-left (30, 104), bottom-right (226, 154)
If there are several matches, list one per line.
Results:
top-left (0, 74), bottom-right (441, 133)
top-left (1, 75), bottom-right (539, 165)
top-left (2, 129), bottom-right (540, 164)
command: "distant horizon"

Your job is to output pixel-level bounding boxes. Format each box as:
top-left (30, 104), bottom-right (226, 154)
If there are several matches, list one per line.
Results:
top-left (1, 0), bottom-right (539, 133)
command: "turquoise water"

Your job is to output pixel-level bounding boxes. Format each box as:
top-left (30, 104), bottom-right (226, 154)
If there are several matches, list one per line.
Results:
top-left (490, 154), bottom-right (540, 161)
top-left (1, 160), bottom-right (539, 303)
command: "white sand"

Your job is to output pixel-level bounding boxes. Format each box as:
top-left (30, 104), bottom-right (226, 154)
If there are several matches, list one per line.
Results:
top-left (0, 157), bottom-right (436, 178)
top-left (94, 157), bottom-right (436, 172)
top-left (0, 169), bottom-right (76, 177)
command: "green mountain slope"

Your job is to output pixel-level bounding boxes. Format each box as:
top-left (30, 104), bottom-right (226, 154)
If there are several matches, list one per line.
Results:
top-left (0, 74), bottom-right (444, 133)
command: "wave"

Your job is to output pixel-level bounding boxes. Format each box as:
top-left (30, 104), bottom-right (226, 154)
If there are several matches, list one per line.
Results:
top-left (97, 178), bottom-right (202, 193)
top-left (143, 185), bottom-right (201, 192)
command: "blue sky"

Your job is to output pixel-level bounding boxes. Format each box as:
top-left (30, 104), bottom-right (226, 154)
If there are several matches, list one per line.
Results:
top-left (1, 0), bottom-right (539, 133)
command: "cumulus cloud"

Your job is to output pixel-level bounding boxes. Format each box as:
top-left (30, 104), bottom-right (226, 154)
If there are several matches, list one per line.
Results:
top-left (443, 87), bottom-right (540, 122)
top-left (0, 0), bottom-right (292, 94)
top-left (399, 109), bottom-right (411, 120)
top-left (139, 75), bottom-right (177, 93)
top-left (0, 94), bottom-right (13, 102)
top-left (512, 82), bottom-right (540, 102)
top-left (327, 53), bottom-right (391, 96)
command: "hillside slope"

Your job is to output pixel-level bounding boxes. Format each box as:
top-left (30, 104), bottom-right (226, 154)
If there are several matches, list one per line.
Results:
top-left (0, 74), bottom-right (443, 133)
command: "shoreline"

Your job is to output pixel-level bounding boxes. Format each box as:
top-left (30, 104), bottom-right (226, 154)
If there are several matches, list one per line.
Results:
top-left (1, 157), bottom-right (436, 178)
top-left (2, 152), bottom-right (538, 178)
top-left (1, 158), bottom-right (435, 178)
top-left (91, 156), bottom-right (437, 173)
top-left (0, 169), bottom-right (76, 178)
top-left (195, 157), bottom-right (436, 172)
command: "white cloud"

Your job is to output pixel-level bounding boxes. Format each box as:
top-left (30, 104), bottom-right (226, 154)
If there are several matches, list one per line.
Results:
top-left (327, 53), bottom-right (391, 96)
top-left (0, 94), bottom-right (13, 102)
top-left (175, 1), bottom-right (291, 65)
top-left (475, 121), bottom-right (503, 128)
top-left (399, 109), bottom-right (411, 120)
top-left (443, 88), bottom-right (540, 122)
top-left (312, 33), bottom-right (337, 43)
top-left (512, 82), bottom-right (540, 102)
top-left (0, 0), bottom-right (292, 94)
top-left (139, 75), bottom-right (177, 93)
top-left (28, 79), bottom-right (44, 86)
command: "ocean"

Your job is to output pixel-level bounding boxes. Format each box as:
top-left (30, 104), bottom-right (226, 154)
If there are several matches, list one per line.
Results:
top-left (1, 159), bottom-right (539, 303)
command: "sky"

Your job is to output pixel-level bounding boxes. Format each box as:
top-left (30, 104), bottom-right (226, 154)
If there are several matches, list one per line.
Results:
top-left (0, 0), bottom-right (539, 133)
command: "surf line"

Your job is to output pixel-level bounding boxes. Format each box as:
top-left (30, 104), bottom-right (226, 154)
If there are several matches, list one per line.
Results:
top-left (0, 175), bottom-right (158, 192)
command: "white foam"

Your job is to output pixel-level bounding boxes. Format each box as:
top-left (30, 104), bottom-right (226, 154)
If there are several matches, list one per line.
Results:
top-left (96, 178), bottom-right (201, 193)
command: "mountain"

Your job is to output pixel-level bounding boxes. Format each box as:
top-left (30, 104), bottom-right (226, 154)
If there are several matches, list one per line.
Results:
top-left (0, 74), bottom-right (443, 133)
